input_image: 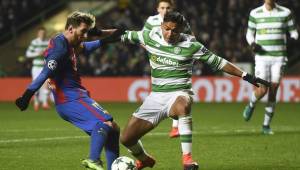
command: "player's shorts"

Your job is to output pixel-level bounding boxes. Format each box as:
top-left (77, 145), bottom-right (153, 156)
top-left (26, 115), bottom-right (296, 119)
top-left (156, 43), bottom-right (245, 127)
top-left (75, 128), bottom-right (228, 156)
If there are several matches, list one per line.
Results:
top-left (32, 66), bottom-right (49, 94)
top-left (133, 91), bottom-right (193, 126)
top-left (254, 56), bottom-right (286, 83)
top-left (32, 66), bottom-right (43, 80)
top-left (56, 97), bottom-right (113, 134)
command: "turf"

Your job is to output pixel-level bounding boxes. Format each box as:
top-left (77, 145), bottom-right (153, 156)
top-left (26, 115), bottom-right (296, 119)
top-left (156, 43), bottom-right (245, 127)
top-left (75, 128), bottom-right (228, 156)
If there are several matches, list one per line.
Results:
top-left (0, 102), bottom-right (300, 170)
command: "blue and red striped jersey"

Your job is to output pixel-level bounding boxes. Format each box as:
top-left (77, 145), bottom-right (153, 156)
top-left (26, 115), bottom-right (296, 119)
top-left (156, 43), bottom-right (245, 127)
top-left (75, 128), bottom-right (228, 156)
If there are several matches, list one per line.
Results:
top-left (27, 34), bottom-right (101, 104)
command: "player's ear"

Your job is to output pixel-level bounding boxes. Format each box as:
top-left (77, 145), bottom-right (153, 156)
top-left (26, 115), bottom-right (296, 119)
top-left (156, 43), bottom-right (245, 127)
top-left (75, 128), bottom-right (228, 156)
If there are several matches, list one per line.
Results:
top-left (67, 25), bottom-right (74, 33)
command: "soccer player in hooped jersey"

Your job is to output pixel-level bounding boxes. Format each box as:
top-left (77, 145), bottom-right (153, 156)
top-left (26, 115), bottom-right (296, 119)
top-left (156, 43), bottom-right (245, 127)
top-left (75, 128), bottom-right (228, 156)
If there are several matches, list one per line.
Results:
top-left (16, 11), bottom-right (124, 170)
top-left (143, 0), bottom-right (193, 138)
top-left (243, 0), bottom-right (299, 135)
top-left (26, 27), bottom-right (50, 111)
top-left (120, 11), bottom-right (270, 170)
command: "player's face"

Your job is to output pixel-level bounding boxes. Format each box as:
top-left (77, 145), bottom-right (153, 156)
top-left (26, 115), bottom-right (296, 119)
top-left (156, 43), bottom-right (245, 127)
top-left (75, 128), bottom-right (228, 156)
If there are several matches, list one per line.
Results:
top-left (161, 21), bottom-right (182, 44)
top-left (157, 2), bottom-right (172, 17)
top-left (265, 0), bottom-right (275, 5)
top-left (69, 22), bottom-right (89, 46)
top-left (37, 29), bottom-right (46, 40)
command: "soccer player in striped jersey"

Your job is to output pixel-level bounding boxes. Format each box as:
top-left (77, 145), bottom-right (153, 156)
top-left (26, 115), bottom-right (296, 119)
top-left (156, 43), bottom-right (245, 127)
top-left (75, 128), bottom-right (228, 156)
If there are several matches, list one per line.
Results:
top-left (243, 0), bottom-right (298, 135)
top-left (143, 0), bottom-right (192, 34)
top-left (143, 0), bottom-right (193, 138)
top-left (120, 11), bottom-right (270, 170)
top-left (16, 11), bottom-right (124, 170)
top-left (26, 27), bottom-right (50, 111)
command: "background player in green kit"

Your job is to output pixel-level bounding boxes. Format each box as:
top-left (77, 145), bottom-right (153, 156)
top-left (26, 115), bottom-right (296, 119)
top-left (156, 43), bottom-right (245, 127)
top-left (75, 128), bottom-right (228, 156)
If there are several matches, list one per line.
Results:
top-left (243, 0), bottom-right (298, 135)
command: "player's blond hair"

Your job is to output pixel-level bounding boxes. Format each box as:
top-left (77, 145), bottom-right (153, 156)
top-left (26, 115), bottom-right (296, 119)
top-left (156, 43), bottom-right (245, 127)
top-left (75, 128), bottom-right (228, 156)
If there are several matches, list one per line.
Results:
top-left (65, 11), bottom-right (95, 30)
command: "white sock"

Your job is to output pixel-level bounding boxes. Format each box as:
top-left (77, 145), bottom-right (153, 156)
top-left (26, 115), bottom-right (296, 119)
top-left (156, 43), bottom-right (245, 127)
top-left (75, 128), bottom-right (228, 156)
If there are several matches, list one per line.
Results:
top-left (172, 119), bottom-right (178, 128)
top-left (249, 92), bottom-right (258, 108)
top-left (34, 93), bottom-right (39, 105)
top-left (178, 115), bottom-right (192, 155)
top-left (263, 102), bottom-right (275, 126)
top-left (127, 140), bottom-right (148, 161)
top-left (40, 91), bottom-right (48, 106)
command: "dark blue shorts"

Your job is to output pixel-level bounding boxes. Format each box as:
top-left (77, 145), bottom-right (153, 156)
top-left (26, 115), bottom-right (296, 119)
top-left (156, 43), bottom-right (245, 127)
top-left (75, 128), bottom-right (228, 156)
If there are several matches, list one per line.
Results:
top-left (56, 97), bottom-right (113, 134)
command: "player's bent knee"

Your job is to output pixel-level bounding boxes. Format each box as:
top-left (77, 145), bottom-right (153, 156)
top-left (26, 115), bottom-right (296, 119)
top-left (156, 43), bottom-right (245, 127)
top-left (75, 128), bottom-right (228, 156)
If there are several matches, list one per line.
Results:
top-left (104, 121), bottom-right (120, 131)
top-left (170, 95), bottom-right (192, 117)
top-left (120, 132), bottom-right (138, 147)
top-left (256, 86), bottom-right (267, 96)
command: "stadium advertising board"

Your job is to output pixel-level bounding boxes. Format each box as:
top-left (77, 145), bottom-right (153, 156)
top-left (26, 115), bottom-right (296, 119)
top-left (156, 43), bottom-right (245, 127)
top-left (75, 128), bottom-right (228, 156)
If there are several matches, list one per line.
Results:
top-left (0, 77), bottom-right (299, 102)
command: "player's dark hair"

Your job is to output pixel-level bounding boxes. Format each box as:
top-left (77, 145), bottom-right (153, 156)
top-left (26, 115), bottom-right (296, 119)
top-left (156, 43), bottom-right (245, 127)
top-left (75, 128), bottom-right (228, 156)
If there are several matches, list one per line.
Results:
top-left (156, 0), bottom-right (174, 8)
top-left (163, 11), bottom-right (185, 27)
top-left (65, 11), bottom-right (95, 30)
top-left (38, 27), bottom-right (46, 31)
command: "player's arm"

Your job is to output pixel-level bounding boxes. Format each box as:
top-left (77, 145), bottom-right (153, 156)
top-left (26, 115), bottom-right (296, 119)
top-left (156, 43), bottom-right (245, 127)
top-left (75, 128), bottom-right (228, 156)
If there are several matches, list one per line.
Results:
top-left (15, 39), bottom-right (66, 111)
top-left (121, 30), bottom-right (145, 45)
top-left (246, 12), bottom-right (264, 53)
top-left (287, 11), bottom-right (299, 40)
top-left (193, 43), bottom-right (270, 87)
top-left (81, 28), bottom-right (125, 55)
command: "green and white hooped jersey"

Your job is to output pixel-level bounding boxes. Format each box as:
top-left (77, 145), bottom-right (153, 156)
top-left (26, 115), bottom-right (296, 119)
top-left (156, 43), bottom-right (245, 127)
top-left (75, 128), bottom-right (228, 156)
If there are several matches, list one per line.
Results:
top-left (143, 14), bottom-right (192, 35)
top-left (26, 38), bottom-right (49, 67)
top-left (246, 3), bottom-right (298, 58)
top-left (121, 27), bottom-right (227, 92)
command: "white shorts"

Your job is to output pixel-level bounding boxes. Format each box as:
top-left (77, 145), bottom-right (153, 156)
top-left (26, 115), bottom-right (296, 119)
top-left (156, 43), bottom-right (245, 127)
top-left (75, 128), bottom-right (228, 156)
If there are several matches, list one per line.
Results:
top-left (133, 91), bottom-right (192, 126)
top-left (254, 56), bottom-right (286, 83)
top-left (31, 66), bottom-right (49, 94)
top-left (32, 66), bottom-right (43, 80)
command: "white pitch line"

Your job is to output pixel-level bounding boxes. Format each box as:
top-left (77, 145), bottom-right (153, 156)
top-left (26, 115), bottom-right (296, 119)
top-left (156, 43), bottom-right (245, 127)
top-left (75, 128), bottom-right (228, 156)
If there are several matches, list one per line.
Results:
top-left (1, 127), bottom-right (299, 144)
top-left (0, 136), bottom-right (87, 144)
top-left (0, 128), bottom-right (73, 133)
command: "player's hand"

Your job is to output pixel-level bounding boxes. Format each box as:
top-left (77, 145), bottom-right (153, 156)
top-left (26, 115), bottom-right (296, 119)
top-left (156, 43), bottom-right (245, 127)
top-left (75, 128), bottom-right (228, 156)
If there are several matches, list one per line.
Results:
top-left (101, 27), bottom-right (126, 44)
top-left (250, 43), bottom-right (265, 54)
top-left (88, 27), bottom-right (103, 36)
top-left (15, 89), bottom-right (35, 111)
top-left (242, 73), bottom-right (271, 87)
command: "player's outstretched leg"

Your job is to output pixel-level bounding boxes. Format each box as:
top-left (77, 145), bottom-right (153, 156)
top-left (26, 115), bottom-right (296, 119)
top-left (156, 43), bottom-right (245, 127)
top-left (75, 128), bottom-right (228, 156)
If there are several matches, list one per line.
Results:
top-left (120, 116), bottom-right (156, 169)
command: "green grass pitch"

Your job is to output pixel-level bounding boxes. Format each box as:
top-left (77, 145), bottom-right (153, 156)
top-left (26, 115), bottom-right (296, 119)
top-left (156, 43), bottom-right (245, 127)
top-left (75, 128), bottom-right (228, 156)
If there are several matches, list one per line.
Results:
top-left (1, 102), bottom-right (300, 170)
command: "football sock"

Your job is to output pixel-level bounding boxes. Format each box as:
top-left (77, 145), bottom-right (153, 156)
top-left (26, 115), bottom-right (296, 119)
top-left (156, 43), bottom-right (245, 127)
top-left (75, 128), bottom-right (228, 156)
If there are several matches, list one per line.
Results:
top-left (249, 92), bottom-right (258, 108)
top-left (34, 93), bottom-right (39, 105)
top-left (127, 140), bottom-right (148, 161)
top-left (263, 102), bottom-right (275, 126)
top-left (178, 115), bottom-right (192, 155)
top-left (105, 129), bottom-right (120, 170)
top-left (172, 119), bottom-right (179, 128)
top-left (89, 122), bottom-right (111, 161)
top-left (40, 88), bottom-right (49, 106)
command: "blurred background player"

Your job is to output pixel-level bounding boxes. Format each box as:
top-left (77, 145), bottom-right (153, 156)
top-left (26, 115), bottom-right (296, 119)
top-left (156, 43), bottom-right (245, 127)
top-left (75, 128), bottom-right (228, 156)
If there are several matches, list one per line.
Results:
top-left (243, 0), bottom-right (298, 135)
top-left (26, 27), bottom-right (50, 111)
top-left (143, 0), bottom-right (193, 138)
top-left (16, 11), bottom-right (124, 170)
top-left (120, 11), bottom-right (270, 170)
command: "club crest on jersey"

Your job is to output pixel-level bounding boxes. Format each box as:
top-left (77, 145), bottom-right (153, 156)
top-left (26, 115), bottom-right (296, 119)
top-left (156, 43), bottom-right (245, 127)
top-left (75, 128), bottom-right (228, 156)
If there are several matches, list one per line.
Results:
top-left (174, 47), bottom-right (181, 54)
top-left (47, 60), bottom-right (57, 70)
